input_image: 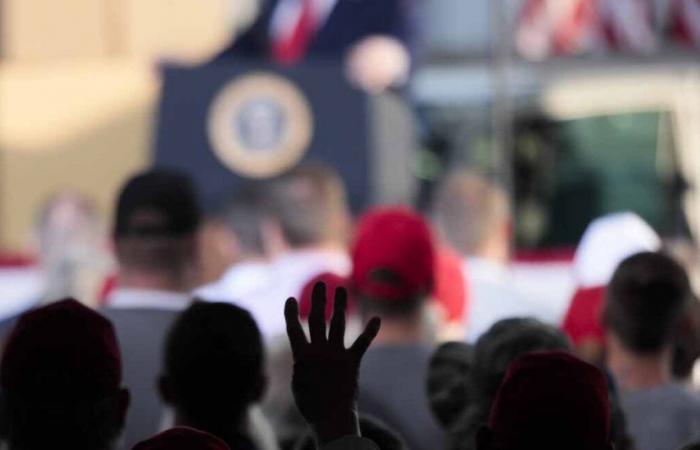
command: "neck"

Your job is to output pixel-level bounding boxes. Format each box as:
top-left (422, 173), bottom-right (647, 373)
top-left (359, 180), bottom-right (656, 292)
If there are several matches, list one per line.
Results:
top-left (371, 311), bottom-right (427, 345)
top-left (606, 334), bottom-right (672, 390)
top-left (117, 269), bottom-right (190, 292)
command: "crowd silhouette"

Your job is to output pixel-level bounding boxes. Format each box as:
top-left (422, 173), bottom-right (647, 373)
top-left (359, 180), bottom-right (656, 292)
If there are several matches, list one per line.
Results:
top-left (0, 165), bottom-right (698, 450)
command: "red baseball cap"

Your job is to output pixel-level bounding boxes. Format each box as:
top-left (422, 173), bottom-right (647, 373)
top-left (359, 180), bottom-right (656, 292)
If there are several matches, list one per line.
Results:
top-left (351, 207), bottom-right (435, 302)
top-left (299, 272), bottom-right (354, 320)
top-left (489, 351), bottom-right (610, 450)
top-left (133, 427), bottom-right (230, 450)
top-left (0, 298), bottom-right (122, 401)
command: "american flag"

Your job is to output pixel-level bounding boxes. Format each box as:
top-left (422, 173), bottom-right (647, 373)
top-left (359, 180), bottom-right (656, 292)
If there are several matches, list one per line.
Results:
top-left (516, 0), bottom-right (659, 59)
top-left (516, 0), bottom-right (601, 60)
top-left (599, 0), bottom-right (657, 53)
top-left (669, 0), bottom-right (700, 48)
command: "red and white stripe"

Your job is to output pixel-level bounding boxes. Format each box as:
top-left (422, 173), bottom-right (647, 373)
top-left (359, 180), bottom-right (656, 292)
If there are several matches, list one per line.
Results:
top-left (516, 0), bottom-right (601, 60)
top-left (599, 0), bottom-right (657, 53)
top-left (669, 0), bottom-right (700, 48)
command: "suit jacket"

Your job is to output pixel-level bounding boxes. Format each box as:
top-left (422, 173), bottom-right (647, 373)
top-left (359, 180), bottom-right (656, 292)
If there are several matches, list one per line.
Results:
top-left (214, 0), bottom-right (418, 63)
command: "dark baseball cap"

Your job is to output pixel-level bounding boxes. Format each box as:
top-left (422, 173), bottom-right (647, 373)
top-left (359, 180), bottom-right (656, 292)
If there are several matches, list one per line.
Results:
top-left (114, 169), bottom-right (201, 238)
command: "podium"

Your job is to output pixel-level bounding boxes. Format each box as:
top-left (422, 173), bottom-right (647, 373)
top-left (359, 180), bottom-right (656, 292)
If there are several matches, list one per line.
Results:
top-left (154, 62), bottom-right (416, 212)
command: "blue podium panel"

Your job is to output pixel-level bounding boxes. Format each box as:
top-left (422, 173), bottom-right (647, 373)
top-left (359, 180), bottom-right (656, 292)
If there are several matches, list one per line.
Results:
top-left (155, 62), bottom-right (370, 212)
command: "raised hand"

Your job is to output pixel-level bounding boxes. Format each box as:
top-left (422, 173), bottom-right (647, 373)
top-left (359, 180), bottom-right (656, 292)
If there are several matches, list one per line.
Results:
top-left (285, 282), bottom-right (381, 444)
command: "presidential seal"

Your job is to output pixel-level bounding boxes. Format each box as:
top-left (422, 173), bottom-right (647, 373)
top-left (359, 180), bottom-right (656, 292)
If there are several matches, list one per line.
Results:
top-left (207, 72), bottom-right (314, 178)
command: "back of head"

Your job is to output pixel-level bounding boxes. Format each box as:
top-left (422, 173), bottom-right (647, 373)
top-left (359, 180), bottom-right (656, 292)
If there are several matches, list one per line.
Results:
top-left (472, 318), bottom-right (571, 405)
top-left (133, 427), bottom-right (230, 450)
top-left (481, 351), bottom-right (610, 450)
top-left (113, 168), bottom-right (201, 278)
top-left (351, 207), bottom-right (435, 317)
top-left (262, 163), bottom-right (349, 248)
top-left (432, 170), bottom-right (509, 256)
top-left (35, 192), bottom-right (108, 303)
top-left (0, 299), bottom-right (126, 450)
top-left (442, 319), bottom-right (570, 450)
top-left (220, 183), bottom-right (267, 257)
top-left (36, 191), bottom-right (101, 260)
top-left (604, 251), bottom-right (692, 354)
top-left (162, 301), bottom-right (264, 432)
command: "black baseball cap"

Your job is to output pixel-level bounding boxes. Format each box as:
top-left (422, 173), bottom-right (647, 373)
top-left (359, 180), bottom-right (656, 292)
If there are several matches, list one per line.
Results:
top-left (114, 169), bottom-right (201, 238)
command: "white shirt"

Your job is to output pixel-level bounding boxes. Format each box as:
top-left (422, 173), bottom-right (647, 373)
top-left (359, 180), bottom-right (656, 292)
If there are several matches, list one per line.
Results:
top-left (195, 261), bottom-right (272, 303)
top-left (0, 266), bottom-right (42, 322)
top-left (270, 0), bottom-right (339, 40)
top-left (464, 257), bottom-right (547, 343)
top-left (106, 288), bottom-right (191, 311)
top-left (242, 248), bottom-right (350, 340)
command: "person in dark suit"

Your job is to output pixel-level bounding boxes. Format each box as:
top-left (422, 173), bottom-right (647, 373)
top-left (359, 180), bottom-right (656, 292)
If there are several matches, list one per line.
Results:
top-left (215, 0), bottom-right (419, 92)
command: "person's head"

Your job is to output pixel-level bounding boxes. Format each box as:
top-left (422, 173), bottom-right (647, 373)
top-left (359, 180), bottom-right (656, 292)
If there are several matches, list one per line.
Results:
top-left (133, 427), bottom-right (230, 450)
top-left (476, 351), bottom-right (612, 450)
top-left (433, 319), bottom-right (570, 450)
top-left (261, 163), bottom-right (350, 252)
top-left (432, 170), bottom-right (510, 263)
top-left (35, 191), bottom-right (102, 262)
top-left (0, 299), bottom-right (129, 450)
top-left (220, 183), bottom-right (269, 260)
top-left (113, 169), bottom-right (201, 289)
top-left (34, 191), bottom-right (111, 304)
top-left (350, 207), bottom-right (435, 321)
top-left (471, 318), bottom-right (571, 409)
top-left (604, 252), bottom-right (693, 357)
top-left (160, 301), bottom-right (265, 440)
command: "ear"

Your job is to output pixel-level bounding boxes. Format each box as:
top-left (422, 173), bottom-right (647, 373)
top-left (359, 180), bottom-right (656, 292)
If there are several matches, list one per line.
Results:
top-left (158, 375), bottom-right (176, 406)
top-left (475, 425), bottom-right (494, 450)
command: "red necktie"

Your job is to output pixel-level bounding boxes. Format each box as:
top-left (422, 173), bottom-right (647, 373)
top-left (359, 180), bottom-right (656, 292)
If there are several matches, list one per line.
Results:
top-left (271, 0), bottom-right (317, 64)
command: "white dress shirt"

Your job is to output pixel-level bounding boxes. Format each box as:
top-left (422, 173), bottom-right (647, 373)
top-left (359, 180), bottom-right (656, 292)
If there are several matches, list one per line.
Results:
top-left (106, 288), bottom-right (191, 311)
top-left (270, 0), bottom-right (339, 40)
top-left (464, 257), bottom-right (544, 343)
top-left (195, 261), bottom-right (272, 304)
top-left (242, 248), bottom-right (349, 340)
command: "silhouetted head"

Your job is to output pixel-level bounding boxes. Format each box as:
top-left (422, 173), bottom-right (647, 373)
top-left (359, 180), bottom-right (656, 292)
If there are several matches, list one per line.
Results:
top-left (604, 252), bottom-right (693, 355)
top-left (160, 301), bottom-right (265, 442)
top-left (351, 207), bottom-right (435, 319)
top-left (133, 427), bottom-right (230, 450)
top-left (476, 351), bottom-right (611, 450)
top-left (261, 163), bottom-right (350, 250)
top-left (430, 319), bottom-right (570, 450)
top-left (0, 299), bottom-right (129, 450)
top-left (113, 169), bottom-right (201, 286)
top-left (432, 170), bottom-right (510, 262)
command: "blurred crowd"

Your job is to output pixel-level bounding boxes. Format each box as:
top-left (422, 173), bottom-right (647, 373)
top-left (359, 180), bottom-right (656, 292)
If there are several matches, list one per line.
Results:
top-left (0, 163), bottom-right (697, 450)
top-left (1, 1), bottom-right (699, 450)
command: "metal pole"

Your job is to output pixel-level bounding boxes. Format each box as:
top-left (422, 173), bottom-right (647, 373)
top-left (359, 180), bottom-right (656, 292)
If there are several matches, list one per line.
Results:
top-left (489, 0), bottom-right (515, 200)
